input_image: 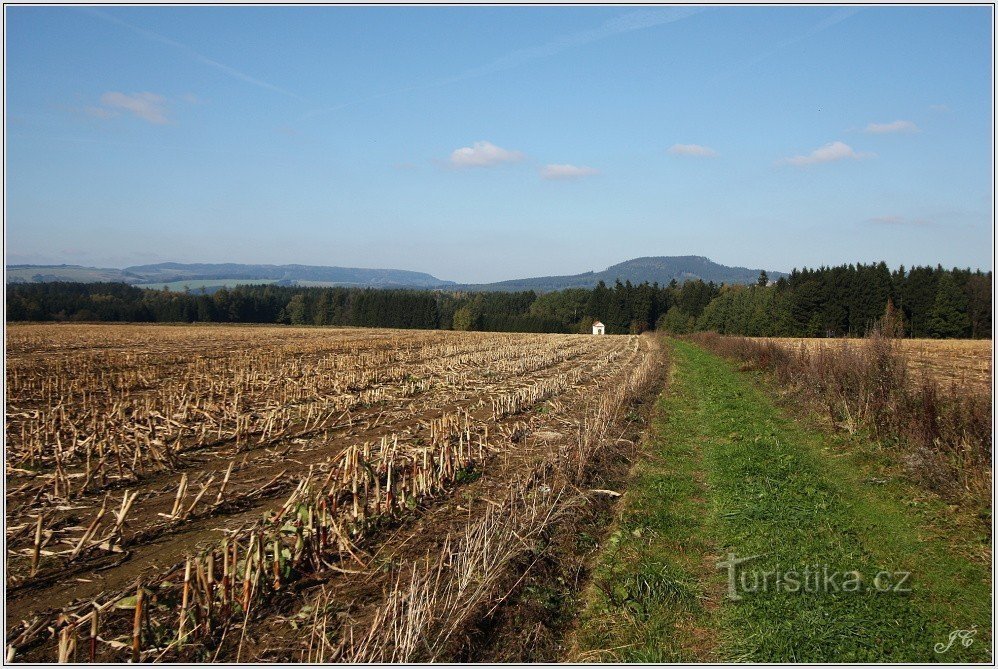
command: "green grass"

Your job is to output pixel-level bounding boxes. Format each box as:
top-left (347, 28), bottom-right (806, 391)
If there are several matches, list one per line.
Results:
top-left (290, 280), bottom-right (368, 287)
top-left (7, 265), bottom-right (129, 283)
top-left (572, 339), bottom-right (992, 662)
top-left (136, 279), bottom-right (378, 291)
top-left (135, 279), bottom-right (279, 291)
top-left (571, 352), bottom-right (716, 662)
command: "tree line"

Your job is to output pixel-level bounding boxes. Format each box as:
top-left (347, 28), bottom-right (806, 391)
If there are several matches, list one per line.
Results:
top-left (5, 262), bottom-right (991, 339)
top-left (685, 263), bottom-right (991, 338)
top-left (4, 280), bottom-right (710, 334)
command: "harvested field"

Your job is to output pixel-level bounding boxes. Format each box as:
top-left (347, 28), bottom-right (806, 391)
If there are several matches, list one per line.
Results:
top-left (750, 337), bottom-right (992, 392)
top-left (4, 323), bottom-right (665, 662)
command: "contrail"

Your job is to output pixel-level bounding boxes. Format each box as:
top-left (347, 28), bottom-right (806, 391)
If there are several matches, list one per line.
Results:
top-left (300, 7), bottom-right (704, 120)
top-left (709, 7), bottom-right (862, 85)
top-left (87, 9), bottom-right (307, 102)
top-left (448, 7), bottom-right (703, 81)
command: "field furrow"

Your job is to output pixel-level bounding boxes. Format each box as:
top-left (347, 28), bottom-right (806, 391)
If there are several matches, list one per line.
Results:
top-left (4, 324), bottom-right (660, 663)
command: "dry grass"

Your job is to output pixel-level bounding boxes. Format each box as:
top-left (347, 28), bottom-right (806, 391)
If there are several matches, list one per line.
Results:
top-left (329, 339), bottom-right (666, 663)
top-left (4, 323), bottom-right (663, 663)
top-left (752, 337), bottom-right (992, 392)
top-left (692, 333), bottom-right (992, 510)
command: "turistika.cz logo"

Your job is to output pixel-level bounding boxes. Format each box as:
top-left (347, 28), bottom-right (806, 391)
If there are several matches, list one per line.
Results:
top-left (716, 552), bottom-right (912, 601)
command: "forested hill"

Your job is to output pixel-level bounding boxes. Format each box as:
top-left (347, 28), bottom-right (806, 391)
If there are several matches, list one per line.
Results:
top-left (452, 256), bottom-right (786, 292)
top-left (6, 263), bottom-right (453, 289)
top-left (6, 256), bottom-right (781, 292)
top-left (123, 263), bottom-right (454, 288)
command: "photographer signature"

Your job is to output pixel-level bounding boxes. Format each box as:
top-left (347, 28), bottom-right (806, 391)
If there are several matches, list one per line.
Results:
top-left (934, 626), bottom-right (977, 654)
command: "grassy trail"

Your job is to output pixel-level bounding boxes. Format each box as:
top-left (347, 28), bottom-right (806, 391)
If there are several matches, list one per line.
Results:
top-left (572, 339), bottom-right (991, 662)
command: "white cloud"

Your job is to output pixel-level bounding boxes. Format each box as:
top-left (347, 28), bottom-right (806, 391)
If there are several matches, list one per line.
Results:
top-left (541, 164), bottom-right (600, 180)
top-left (96, 92), bottom-right (171, 124)
top-left (868, 215), bottom-right (931, 227)
top-left (864, 120), bottom-right (919, 134)
top-left (668, 143), bottom-right (718, 157)
top-left (83, 106), bottom-right (116, 120)
top-left (449, 141), bottom-right (524, 168)
top-left (780, 141), bottom-right (872, 166)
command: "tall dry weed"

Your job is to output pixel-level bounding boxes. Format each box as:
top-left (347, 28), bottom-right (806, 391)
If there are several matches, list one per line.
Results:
top-left (331, 334), bottom-right (668, 662)
top-left (689, 332), bottom-right (992, 508)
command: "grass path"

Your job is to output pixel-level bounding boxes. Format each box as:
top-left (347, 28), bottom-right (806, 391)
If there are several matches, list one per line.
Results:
top-left (571, 339), bottom-right (991, 662)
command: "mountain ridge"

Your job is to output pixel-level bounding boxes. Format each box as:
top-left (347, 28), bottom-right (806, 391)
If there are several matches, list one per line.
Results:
top-left (122, 262), bottom-right (454, 288)
top-left (6, 263), bottom-right (453, 289)
top-left (6, 256), bottom-right (786, 291)
top-left (450, 256), bottom-right (785, 292)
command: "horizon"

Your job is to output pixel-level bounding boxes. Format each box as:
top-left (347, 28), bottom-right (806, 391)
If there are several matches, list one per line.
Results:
top-left (6, 5), bottom-right (994, 283)
top-left (9, 254), bottom-right (996, 288)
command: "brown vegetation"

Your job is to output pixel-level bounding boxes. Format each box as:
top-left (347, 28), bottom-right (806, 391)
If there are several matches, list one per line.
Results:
top-left (753, 337), bottom-right (992, 392)
top-left (691, 332), bottom-right (992, 511)
top-left (5, 323), bottom-right (665, 662)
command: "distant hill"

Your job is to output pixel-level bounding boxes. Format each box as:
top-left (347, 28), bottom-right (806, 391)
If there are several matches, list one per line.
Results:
top-left (6, 265), bottom-right (142, 284)
top-left (6, 262), bottom-right (454, 290)
top-left (5, 256), bottom-right (783, 292)
top-left (452, 256), bottom-right (786, 292)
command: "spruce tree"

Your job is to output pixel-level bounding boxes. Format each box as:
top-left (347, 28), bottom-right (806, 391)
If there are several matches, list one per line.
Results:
top-left (927, 273), bottom-right (970, 338)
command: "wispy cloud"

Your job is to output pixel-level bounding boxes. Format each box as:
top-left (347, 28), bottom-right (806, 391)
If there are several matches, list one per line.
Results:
top-left (451, 8), bottom-right (701, 82)
top-left (541, 164), bottom-right (600, 180)
top-left (780, 141), bottom-right (873, 167)
top-left (88, 92), bottom-right (171, 124)
top-left (868, 215), bottom-right (931, 227)
top-left (87, 9), bottom-right (305, 101)
top-left (930, 104), bottom-right (951, 113)
top-left (302, 7), bottom-right (702, 120)
top-left (864, 120), bottom-right (919, 134)
top-left (83, 105), bottom-right (117, 120)
top-left (449, 141), bottom-right (524, 168)
top-left (668, 143), bottom-right (718, 157)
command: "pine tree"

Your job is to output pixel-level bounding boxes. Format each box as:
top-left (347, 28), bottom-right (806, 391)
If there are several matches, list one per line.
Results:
top-left (963, 272), bottom-right (992, 339)
top-left (927, 273), bottom-right (970, 338)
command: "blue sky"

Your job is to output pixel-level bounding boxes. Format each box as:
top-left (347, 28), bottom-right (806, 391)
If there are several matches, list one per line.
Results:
top-left (5, 5), bottom-right (993, 282)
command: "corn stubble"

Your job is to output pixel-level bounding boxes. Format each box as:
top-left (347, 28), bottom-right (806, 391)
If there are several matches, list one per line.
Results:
top-left (332, 341), bottom-right (664, 663)
top-left (5, 324), bottom-right (663, 662)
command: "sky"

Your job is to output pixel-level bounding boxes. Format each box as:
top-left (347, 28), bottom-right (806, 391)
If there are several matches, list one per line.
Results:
top-left (4, 5), bottom-right (994, 283)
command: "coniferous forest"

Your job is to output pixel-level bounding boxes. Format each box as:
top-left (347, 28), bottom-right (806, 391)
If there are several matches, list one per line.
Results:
top-left (5, 262), bottom-right (991, 339)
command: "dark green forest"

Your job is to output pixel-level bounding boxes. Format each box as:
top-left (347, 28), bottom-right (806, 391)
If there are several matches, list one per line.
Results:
top-left (5, 262), bottom-right (991, 339)
top-left (694, 263), bottom-right (991, 339)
